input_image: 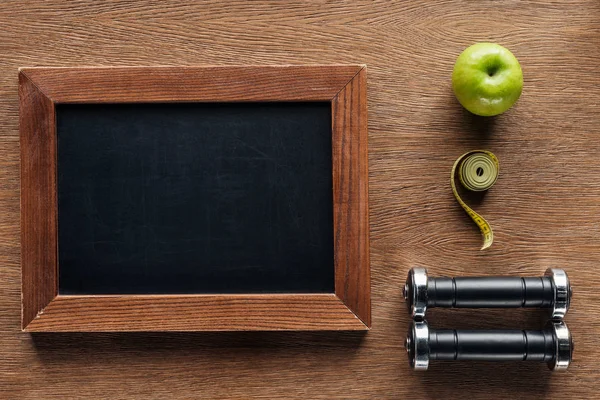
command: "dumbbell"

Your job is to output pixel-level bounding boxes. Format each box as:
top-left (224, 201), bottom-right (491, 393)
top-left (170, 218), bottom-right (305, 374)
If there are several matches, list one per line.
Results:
top-left (404, 268), bottom-right (571, 320)
top-left (405, 320), bottom-right (573, 371)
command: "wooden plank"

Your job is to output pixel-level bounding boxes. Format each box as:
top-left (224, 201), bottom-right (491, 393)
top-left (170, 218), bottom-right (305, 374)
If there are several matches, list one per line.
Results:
top-left (20, 66), bottom-right (363, 103)
top-left (332, 67), bottom-right (370, 326)
top-left (19, 72), bottom-right (57, 329)
top-left (24, 294), bottom-right (367, 332)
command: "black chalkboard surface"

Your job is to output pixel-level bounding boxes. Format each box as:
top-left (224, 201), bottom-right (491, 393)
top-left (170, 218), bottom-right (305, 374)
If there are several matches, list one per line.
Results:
top-left (57, 102), bottom-right (334, 295)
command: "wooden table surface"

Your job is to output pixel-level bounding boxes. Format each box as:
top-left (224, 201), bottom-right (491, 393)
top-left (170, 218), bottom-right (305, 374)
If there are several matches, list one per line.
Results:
top-left (1, 1), bottom-right (599, 398)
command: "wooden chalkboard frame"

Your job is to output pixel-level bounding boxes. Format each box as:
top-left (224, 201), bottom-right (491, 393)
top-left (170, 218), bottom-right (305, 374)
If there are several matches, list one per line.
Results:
top-left (19, 66), bottom-right (369, 332)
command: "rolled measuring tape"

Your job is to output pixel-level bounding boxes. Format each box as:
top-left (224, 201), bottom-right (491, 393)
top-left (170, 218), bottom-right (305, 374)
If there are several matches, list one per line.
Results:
top-left (451, 150), bottom-right (499, 250)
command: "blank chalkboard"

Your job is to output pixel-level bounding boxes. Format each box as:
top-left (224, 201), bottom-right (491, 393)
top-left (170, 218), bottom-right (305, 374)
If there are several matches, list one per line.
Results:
top-left (56, 102), bottom-right (334, 295)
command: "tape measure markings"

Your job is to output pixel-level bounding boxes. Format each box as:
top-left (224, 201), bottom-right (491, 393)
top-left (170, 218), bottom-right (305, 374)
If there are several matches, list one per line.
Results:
top-left (451, 150), bottom-right (499, 250)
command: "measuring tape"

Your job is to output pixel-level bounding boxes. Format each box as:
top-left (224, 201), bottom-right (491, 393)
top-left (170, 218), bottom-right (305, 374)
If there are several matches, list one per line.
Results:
top-left (451, 150), bottom-right (499, 250)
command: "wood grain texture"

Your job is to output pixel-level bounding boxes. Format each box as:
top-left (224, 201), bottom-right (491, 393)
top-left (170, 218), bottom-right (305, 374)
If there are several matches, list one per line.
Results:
top-left (19, 73), bottom-right (57, 329)
top-left (2, 0), bottom-right (600, 398)
top-left (25, 295), bottom-right (366, 332)
top-left (19, 65), bottom-right (369, 332)
top-left (332, 68), bottom-right (370, 326)
top-left (20, 66), bottom-right (362, 102)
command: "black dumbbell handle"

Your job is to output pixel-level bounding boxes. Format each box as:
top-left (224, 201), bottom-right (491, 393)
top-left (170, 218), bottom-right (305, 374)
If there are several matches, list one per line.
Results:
top-left (428, 276), bottom-right (554, 308)
top-left (406, 320), bottom-right (573, 371)
top-left (429, 327), bottom-right (555, 361)
top-left (405, 268), bottom-right (571, 320)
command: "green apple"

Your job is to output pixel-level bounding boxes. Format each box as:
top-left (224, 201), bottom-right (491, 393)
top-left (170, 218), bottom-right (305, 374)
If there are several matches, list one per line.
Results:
top-left (452, 43), bottom-right (523, 116)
